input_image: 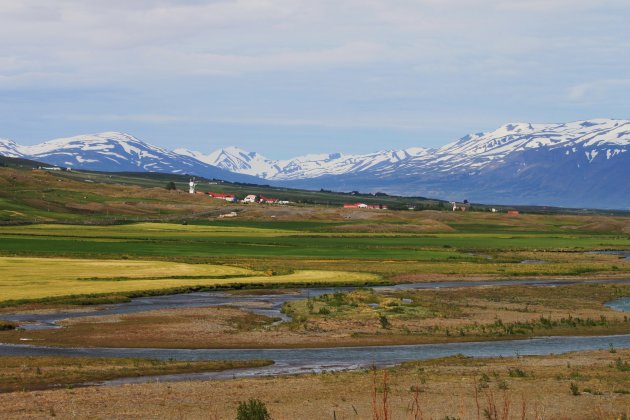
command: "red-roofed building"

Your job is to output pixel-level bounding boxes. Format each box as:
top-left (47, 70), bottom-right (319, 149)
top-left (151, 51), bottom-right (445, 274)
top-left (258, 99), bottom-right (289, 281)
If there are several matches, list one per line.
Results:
top-left (259, 196), bottom-right (279, 204)
top-left (206, 192), bottom-right (237, 202)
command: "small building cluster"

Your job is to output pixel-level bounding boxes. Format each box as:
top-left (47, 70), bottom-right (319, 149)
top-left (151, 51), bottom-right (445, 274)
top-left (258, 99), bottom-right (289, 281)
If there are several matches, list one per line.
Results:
top-left (450, 201), bottom-right (470, 212)
top-left (206, 192), bottom-right (289, 205)
top-left (342, 203), bottom-right (388, 210)
top-left (206, 192), bottom-right (237, 202)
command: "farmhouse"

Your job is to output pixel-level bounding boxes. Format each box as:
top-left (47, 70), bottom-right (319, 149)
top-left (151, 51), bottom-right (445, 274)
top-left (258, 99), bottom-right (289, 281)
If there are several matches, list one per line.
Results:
top-left (343, 203), bottom-right (387, 209)
top-left (242, 194), bottom-right (258, 203)
top-left (259, 196), bottom-right (279, 204)
top-left (450, 202), bottom-right (470, 212)
top-left (507, 210), bottom-right (520, 215)
top-left (206, 192), bottom-right (237, 202)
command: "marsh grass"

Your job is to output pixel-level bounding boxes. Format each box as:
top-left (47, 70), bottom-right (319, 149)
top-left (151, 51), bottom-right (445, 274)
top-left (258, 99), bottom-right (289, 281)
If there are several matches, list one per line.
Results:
top-left (0, 356), bottom-right (272, 393)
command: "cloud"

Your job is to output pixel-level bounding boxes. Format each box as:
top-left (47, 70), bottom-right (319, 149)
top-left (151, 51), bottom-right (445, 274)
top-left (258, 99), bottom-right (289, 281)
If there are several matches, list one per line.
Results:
top-left (44, 112), bottom-right (431, 130)
top-left (567, 79), bottom-right (630, 103)
top-left (44, 113), bottom-right (190, 124)
top-left (0, 0), bottom-right (629, 153)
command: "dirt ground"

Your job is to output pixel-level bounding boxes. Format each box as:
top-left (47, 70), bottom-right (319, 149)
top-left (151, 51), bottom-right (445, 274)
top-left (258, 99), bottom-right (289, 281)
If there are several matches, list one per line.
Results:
top-left (0, 349), bottom-right (628, 419)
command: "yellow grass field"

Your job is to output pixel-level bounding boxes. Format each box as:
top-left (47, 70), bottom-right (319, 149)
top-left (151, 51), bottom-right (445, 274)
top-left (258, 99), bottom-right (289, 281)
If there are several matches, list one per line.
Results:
top-left (0, 257), bottom-right (380, 302)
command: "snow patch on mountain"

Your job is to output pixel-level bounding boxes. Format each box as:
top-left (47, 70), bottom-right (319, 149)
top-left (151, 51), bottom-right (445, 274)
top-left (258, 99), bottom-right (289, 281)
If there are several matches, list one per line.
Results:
top-left (176, 146), bottom-right (430, 180)
top-left (0, 138), bottom-right (24, 158)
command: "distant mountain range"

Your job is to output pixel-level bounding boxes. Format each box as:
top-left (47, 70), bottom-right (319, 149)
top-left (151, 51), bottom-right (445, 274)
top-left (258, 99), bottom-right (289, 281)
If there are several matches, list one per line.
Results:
top-left (2, 119), bottom-right (629, 209)
top-left (0, 132), bottom-right (260, 183)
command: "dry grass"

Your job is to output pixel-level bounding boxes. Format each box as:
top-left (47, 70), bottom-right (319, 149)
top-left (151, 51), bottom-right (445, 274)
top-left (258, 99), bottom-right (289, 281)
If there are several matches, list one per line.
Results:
top-left (0, 356), bottom-right (271, 393)
top-left (0, 350), bottom-right (628, 419)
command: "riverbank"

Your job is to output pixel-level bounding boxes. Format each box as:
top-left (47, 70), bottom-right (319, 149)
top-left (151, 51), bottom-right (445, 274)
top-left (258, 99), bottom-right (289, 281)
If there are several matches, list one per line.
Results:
top-left (2, 282), bottom-right (628, 349)
top-left (1, 349), bottom-right (628, 419)
top-left (0, 357), bottom-right (272, 393)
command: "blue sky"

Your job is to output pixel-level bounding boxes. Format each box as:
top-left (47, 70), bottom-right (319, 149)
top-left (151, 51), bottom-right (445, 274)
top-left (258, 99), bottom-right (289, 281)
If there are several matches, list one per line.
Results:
top-left (1, 0), bottom-right (629, 158)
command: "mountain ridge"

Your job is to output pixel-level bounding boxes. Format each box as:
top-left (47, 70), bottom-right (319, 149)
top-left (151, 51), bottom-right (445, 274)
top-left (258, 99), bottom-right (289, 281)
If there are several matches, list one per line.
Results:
top-left (0, 132), bottom-right (262, 183)
top-left (1, 118), bottom-right (629, 209)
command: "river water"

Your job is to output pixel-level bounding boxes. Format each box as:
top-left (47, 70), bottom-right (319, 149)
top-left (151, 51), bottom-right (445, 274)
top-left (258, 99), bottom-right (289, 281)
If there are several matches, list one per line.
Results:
top-left (1, 334), bottom-right (629, 385)
top-left (2, 278), bottom-right (629, 385)
top-left (4, 278), bottom-right (630, 330)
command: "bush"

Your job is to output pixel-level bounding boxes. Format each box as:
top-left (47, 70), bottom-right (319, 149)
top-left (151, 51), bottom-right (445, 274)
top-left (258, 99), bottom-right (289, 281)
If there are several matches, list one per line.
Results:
top-left (318, 307), bottom-right (331, 315)
top-left (236, 399), bottom-right (271, 420)
top-left (507, 367), bottom-right (527, 378)
top-left (0, 321), bottom-right (16, 331)
top-left (165, 181), bottom-right (177, 190)
top-left (570, 382), bottom-right (580, 396)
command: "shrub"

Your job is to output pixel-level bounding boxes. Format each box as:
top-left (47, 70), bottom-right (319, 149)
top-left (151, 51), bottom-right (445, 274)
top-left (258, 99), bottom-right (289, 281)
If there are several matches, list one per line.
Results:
top-left (615, 358), bottom-right (630, 372)
top-left (507, 368), bottom-right (527, 378)
top-left (236, 399), bottom-right (271, 420)
top-left (570, 383), bottom-right (580, 396)
top-left (0, 321), bottom-right (16, 331)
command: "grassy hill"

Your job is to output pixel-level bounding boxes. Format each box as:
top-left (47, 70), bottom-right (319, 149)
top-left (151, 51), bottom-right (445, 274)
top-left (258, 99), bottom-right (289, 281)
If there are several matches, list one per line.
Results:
top-left (1, 155), bottom-right (629, 225)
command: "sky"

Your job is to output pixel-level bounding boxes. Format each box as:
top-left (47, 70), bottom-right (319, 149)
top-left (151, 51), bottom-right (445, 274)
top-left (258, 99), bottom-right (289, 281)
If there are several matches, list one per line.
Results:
top-left (1, 0), bottom-right (629, 158)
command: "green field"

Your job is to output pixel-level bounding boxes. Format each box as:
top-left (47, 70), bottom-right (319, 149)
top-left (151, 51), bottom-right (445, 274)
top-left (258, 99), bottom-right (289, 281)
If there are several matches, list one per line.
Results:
top-left (0, 219), bottom-right (627, 305)
top-left (1, 165), bottom-right (629, 305)
top-left (0, 221), bottom-right (628, 261)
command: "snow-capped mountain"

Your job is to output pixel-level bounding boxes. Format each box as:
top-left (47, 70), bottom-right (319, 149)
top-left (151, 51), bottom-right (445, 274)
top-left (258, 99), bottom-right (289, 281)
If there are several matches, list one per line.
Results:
top-left (197, 119), bottom-right (628, 181)
top-left (2, 132), bottom-right (260, 183)
top-left (1, 119), bottom-right (629, 208)
top-left (175, 146), bottom-right (280, 179)
top-left (191, 118), bottom-right (629, 208)
top-left (177, 146), bottom-right (430, 180)
top-left (271, 119), bottom-right (630, 208)
top-left (0, 138), bottom-right (24, 158)
top-left (427, 119), bottom-right (630, 174)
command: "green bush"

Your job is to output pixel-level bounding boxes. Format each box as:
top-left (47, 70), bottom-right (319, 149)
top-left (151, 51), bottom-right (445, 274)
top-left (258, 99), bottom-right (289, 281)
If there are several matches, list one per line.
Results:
top-left (236, 399), bottom-right (271, 420)
top-left (0, 321), bottom-right (16, 331)
top-left (507, 367), bottom-right (527, 378)
top-left (379, 315), bottom-right (390, 329)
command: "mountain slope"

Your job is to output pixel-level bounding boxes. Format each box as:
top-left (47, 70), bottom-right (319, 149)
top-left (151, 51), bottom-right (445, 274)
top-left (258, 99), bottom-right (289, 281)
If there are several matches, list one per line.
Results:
top-left (0, 138), bottom-right (24, 158)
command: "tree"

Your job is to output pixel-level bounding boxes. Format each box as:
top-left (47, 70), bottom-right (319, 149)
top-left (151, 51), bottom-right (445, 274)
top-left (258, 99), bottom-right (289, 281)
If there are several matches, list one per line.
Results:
top-left (236, 399), bottom-right (271, 420)
top-left (165, 181), bottom-right (177, 190)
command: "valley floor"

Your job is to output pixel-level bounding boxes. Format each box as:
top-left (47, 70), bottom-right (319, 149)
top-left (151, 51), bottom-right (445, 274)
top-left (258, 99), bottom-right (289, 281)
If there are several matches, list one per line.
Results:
top-left (0, 209), bottom-right (628, 418)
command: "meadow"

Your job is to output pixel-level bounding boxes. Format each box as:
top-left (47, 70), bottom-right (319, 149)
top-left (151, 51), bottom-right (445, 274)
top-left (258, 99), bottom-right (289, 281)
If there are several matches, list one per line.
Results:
top-left (0, 256), bottom-right (379, 304)
top-left (0, 218), bottom-right (628, 292)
